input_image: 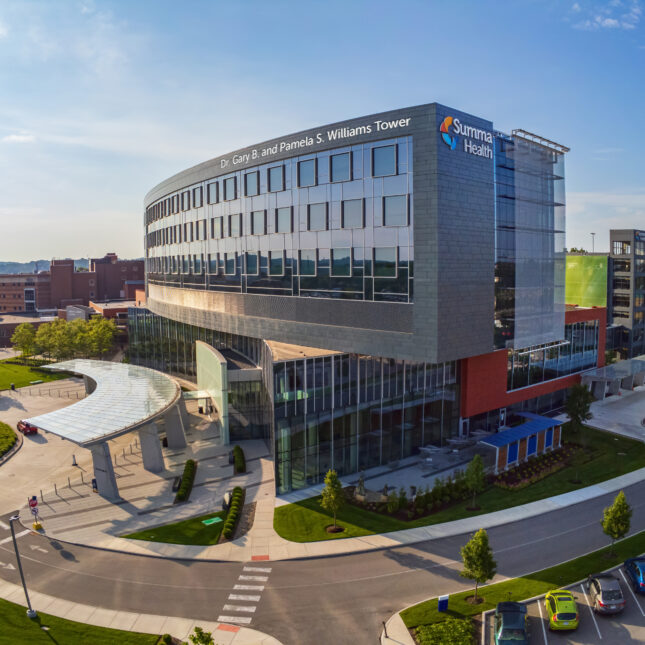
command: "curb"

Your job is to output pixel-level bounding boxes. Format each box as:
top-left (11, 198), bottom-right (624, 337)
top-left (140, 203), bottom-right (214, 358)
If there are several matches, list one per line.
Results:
top-left (0, 427), bottom-right (23, 467)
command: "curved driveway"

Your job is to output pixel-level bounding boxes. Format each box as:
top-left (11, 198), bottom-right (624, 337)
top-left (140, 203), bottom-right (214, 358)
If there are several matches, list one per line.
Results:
top-left (1, 479), bottom-right (645, 645)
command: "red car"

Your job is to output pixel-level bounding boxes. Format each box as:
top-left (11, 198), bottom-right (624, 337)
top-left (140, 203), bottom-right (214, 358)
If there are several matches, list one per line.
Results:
top-left (17, 420), bottom-right (38, 435)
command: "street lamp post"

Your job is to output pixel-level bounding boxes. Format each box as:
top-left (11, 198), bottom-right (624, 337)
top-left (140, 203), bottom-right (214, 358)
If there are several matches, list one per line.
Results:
top-left (9, 514), bottom-right (37, 619)
top-left (591, 232), bottom-right (596, 254)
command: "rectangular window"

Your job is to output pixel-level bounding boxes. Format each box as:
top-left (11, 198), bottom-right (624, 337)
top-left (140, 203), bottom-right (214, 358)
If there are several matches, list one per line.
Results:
top-left (298, 159), bottom-right (316, 187)
top-left (372, 144), bottom-right (397, 177)
top-left (211, 217), bottom-right (222, 239)
top-left (208, 254), bottom-right (218, 274)
top-left (383, 195), bottom-right (408, 226)
top-left (207, 182), bottom-right (218, 204)
top-left (275, 207), bottom-right (292, 233)
top-left (189, 221), bottom-right (194, 241)
top-left (268, 165), bottom-right (284, 192)
top-left (182, 256), bottom-right (189, 273)
top-left (181, 190), bottom-right (190, 211)
top-left (245, 252), bottom-right (259, 275)
top-left (225, 252), bottom-right (236, 275)
top-left (192, 186), bottom-right (203, 208)
top-left (172, 195), bottom-right (179, 213)
top-left (269, 250), bottom-right (284, 275)
top-left (374, 247), bottom-right (397, 277)
top-left (252, 210), bottom-right (266, 235)
top-left (245, 171), bottom-right (259, 197)
top-left (613, 241), bottom-right (631, 255)
top-left (342, 199), bottom-right (363, 228)
top-left (331, 248), bottom-right (351, 276)
top-left (308, 203), bottom-right (327, 231)
top-left (224, 176), bottom-right (237, 201)
top-left (299, 249), bottom-right (316, 275)
top-left (195, 221), bottom-right (200, 241)
top-left (330, 152), bottom-right (351, 182)
top-left (194, 254), bottom-right (202, 274)
top-left (229, 213), bottom-right (242, 237)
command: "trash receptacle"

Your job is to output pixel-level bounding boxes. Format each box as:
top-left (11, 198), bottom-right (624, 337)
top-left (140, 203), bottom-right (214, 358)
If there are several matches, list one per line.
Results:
top-left (10, 383), bottom-right (15, 391)
top-left (438, 595), bottom-right (449, 612)
top-left (91, 478), bottom-right (98, 492)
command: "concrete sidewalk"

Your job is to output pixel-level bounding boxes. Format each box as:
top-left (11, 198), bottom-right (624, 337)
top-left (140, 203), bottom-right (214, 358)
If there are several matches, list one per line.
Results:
top-left (0, 577), bottom-right (282, 644)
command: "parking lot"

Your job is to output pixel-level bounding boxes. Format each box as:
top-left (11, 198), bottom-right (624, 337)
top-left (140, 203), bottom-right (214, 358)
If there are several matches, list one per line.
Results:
top-left (484, 565), bottom-right (645, 644)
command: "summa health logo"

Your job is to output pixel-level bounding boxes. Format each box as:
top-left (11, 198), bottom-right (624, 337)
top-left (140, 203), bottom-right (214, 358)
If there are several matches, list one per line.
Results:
top-left (439, 116), bottom-right (458, 150)
top-left (439, 115), bottom-right (493, 159)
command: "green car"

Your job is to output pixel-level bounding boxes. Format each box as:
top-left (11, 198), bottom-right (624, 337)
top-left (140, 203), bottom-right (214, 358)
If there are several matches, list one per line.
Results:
top-left (545, 590), bottom-right (579, 631)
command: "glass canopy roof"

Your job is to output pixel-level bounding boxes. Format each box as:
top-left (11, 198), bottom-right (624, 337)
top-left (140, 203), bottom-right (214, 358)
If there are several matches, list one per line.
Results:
top-left (582, 357), bottom-right (645, 381)
top-left (25, 359), bottom-right (180, 446)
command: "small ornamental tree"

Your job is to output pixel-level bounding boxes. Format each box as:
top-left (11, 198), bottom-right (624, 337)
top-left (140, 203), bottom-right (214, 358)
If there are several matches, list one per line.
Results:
top-left (465, 454), bottom-right (486, 509)
top-left (320, 469), bottom-right (345, 529)
top-left (460, 528), bottom-right (497, 602)
top-left (11, 323), bottom-right (36, 363)
top-left (601, 490), bottom-right (632, 555)
top-left (189, 626), bottom-right (214, 645)
top-left (565, 383), bottom-right (594, 434)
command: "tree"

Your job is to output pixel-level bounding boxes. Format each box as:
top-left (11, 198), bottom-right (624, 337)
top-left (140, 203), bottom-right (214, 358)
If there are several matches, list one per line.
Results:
top-left (11, 323), bottom-right (36, 363)
top-left (320, 469), bottom-right (345, 529)
top-left (565, 383), bottom-right (594, 433)
top-left (460, 528), bottom-right (497, 601)
top-left (601, 491), bottom-right (632, 555)
top-left (465, 454), bottom-right (486, 509)
top-left (87, 317), bottom-right (117, 358)
top-left (188, 626), bottom-right (214, 645)
top-left (34, 321), bottom-right (56, 360)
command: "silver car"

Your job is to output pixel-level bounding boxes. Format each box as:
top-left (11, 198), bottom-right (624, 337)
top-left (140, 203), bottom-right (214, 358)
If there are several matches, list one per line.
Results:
top-left (587, 573), bottom-right (626, 614)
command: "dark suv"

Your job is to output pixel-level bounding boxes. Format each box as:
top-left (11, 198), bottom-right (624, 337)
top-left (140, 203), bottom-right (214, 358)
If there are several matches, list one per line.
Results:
top-left (494, 601), bottom-right (529, 644)
top-left (587, 573), bottom-right (625, 614)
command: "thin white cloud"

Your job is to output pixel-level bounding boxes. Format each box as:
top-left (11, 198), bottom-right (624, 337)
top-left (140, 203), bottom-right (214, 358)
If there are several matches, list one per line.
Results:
top-left (573, 0), bottom-right (642, 29)
top-left (572, 2), bottom-right (582, 12)
top-left (2, 133), bottom-right (36, 143)
top-left (0, 20), bottom-right (8, 38)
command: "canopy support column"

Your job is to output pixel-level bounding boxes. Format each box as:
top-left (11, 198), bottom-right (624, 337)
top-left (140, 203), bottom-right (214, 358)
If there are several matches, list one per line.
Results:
top-left (138, 422), bottom-right (165, 473)
top-left (164, 404), bottom-right (187, 450)
top-left (90, 442), bottom-right (119, 501)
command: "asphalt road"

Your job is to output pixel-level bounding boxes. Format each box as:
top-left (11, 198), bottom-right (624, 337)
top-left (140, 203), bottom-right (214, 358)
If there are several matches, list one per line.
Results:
top-left (1, 479), bottom-right (645, 645)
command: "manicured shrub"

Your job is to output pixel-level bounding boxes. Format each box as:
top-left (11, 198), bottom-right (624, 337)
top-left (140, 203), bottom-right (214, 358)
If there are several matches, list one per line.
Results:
top-left (221, 487), bottom-right (246, 540)
top-left (233, 445), bottom-right (246, 474)
top-left (174, 459), bottom-right (197, 503)
top-left (398, 487), bottom-right (408, 510)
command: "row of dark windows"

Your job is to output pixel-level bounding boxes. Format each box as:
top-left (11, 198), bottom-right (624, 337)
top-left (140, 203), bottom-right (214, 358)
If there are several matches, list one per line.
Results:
top-left (146, 196), bottom-right (409, 248)
top-left (145, 145), bottom-right (399, 225)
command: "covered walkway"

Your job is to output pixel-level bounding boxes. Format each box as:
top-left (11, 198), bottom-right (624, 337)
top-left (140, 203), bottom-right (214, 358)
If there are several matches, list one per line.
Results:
top-left (25, 359), bottom-right (189, 500)
top-left (581, 356), bottom-right (645, 400)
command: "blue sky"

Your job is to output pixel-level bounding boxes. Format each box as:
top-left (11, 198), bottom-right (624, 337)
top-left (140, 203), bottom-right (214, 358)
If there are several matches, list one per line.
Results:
top-left (0, 0), bottom-right (643, 261)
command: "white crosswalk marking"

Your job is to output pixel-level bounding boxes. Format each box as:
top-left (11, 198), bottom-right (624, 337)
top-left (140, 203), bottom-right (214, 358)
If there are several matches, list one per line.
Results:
top-left (234, 584), bottom-right (265, 591)
top-left (238, 574), bottom-right (268, 582)
top-left (222, 604), bottom-right (256, 613)
top-left (228, 594), bottom-right (260, 602)
top-left (0, 521), bottom-right (10, 531)
top-left (243, 566), bottom-right (272, 573)
top-left (0, 530), bottom-right (29, 546)
top-left (217, 615), bottom-right (252, 625)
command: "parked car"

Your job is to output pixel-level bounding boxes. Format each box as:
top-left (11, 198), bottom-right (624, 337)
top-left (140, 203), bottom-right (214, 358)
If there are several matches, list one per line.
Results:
top-left (587, 573), bottom-right (625, 614)
top-left (624, 558), bottom-right (645, 593)
top-left (16, 420), bottom-right (38, 435)
top-left (494, 601), bottom-right (529, 644)
top-left (545, 590), bottom-right (579, 630)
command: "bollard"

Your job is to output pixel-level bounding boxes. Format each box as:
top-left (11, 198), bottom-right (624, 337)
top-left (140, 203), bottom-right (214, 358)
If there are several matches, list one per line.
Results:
top-left (40, 490), bottom-right (43, 502)
top-left (54, 483), bottom-right (57, 495)
top-left (130, 444), bottom-right (133, 455)
top-left (72, 454), bottom-right (77, 466)
top-left (122, 448), bottom-right (125, 458)
top-left (67, 477), bottom-right (71, 488)
top-left (80, 472), bottom-right (84, 484)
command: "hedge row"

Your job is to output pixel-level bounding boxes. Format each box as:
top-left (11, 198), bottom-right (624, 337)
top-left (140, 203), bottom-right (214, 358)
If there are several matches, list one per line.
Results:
top-left (0, 422), bottom-right (17, 458)
top-left (174, 459), bottom-right (197, 503)
top-left (233, 445), bottom-right (246, 474)
top-left (222, 486), bottom-right (245, 539)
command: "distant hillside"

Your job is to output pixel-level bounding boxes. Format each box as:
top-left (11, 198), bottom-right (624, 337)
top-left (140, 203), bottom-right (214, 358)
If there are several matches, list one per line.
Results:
top-left (0, 258), bottom-right (90, 274)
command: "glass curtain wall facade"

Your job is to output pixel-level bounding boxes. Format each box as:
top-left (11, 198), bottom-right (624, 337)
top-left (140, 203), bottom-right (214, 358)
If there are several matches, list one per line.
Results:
top-left (495, 134), bottom-right (566, 349)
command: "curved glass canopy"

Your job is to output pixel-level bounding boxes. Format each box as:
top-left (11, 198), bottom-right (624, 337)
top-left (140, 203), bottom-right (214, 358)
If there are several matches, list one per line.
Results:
top-left (25, 359), bottom-right (180, 446)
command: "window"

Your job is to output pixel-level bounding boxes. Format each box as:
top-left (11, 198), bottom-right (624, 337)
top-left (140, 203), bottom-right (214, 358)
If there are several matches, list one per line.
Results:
top-left (299, 249), bottom-right (316, 275)
top-left (613, 294), bottom-right (631, 308)
top-left (330, 152), bottom-right (351, 182)
top-left (374, 248), bottom-right (397, 277)
top-left (269, 250), bottom-right (284, 275)
top-left (181, 191), bottom-right (190, 211)
top-left (372, 145), bottom-right (397, 176)
top-left (383, 195), bottom-right (408, 226)
top-left (208, 254), bottom-right (218, 274)
top-left (224, 252), bottom-right (236, 275)
top-left (614, 260), bottom-right (631, 273)
top-left (245, 252), bottom-right (259, 275)
top-left (275, 207), bottom-right (292, 233)
top-left (613, 240), bottom-right (631, 256)
top-left (193, 254), bottom-right (202, 274)
top-left (193, 186), bottom-right (203, 208)
top-left (211, 217), bottom-right (222, 239)
top-left (207, 182), bottom-right (218, 204)
top-left (172, 195), bottom-right (179, 213)
top-left (331, 248), bottom-right (351, 276)
top-left (308, 203), bottom-right (327, 231)
top-left (229, 213), bottom-right (242, 237)
top-left (245, 171), bottom-right (259, 197)
top-left (195, 221), bottom-right (200, 240)
top-left (268, 166), bottom-right (284, 192)
top-left (182, 256), bottom-right (189, 273)
top-left (251, 210), bottom-right (266, 235)
top-left (298, 159), bottom-right (316, 187)
top-left (224, 177), bottom-right (237, 200)
top-left (342, 199), bottom-right (363, 228)
top-left (613, 277), bottom-right (631, 291)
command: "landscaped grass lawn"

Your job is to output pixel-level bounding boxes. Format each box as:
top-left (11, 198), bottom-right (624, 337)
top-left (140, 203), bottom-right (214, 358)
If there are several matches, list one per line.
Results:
top-left (0, 597), bottom-right (158, 645)
top-left (0, 359), bottom-right (68, 390)
top-left (274, 425), bottom-right (645, 542)
top-left (122, 510), bottom-right (227, 545)
top-left (400, 529), bottom-right (645, 630)
top-left (0, 422), bottom-right (17, 457)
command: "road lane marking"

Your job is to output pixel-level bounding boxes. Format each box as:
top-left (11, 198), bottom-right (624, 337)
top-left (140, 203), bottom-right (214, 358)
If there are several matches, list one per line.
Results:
top-left (0, 521), bottom-right (9, 531)
top-left (234, 584), bottom-right (264, 591)
top-left (580, 583), bottom-right (602, 639)
top-left (29, 545), bottom-right (47, 553)
top-left (222, 604), bottom-right (256, 613)
top-left (228, 594), bottom-right (260, 602)
top-left (217, 615), bottom-right (252, 625)
top-left (238, 575), bottom-right (267, 582)
top-left (0, 562), bottom-right (15, 570)
top-left (619, 568), bottom-right (645, 617)
top-left (243, 566), bottom-right (272, 573)
top-left (0, 530), bottom-right (29, 546)
top-left (536, 600), bottom-right (548, 644)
